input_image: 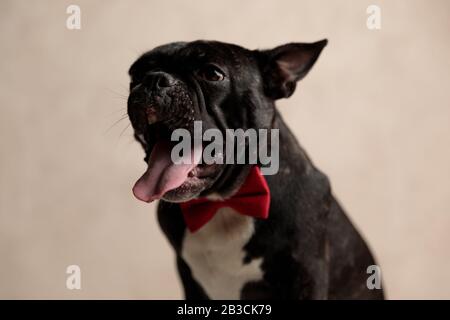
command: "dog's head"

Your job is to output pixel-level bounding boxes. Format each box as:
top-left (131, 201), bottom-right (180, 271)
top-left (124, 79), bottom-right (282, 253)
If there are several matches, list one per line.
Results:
top-left (127, 40), bottom-right (326, 203)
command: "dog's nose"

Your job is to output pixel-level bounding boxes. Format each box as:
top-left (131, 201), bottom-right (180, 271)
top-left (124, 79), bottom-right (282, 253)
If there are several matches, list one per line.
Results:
top-left (143, 71), bottom-right (176, 89)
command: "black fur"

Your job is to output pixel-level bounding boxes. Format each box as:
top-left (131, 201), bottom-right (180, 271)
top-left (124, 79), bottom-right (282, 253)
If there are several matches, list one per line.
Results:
top-left (128, 40), bottom-right (384, 300)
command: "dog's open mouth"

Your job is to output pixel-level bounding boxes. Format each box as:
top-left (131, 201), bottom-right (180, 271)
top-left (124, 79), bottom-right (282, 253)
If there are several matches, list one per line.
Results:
top-left (132, 121), bottom-right (218, 203)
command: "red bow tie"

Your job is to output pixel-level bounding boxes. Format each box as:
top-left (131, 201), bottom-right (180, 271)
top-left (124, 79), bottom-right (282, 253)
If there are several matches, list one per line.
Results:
top-left (179, 166), bottom-right (271, 233)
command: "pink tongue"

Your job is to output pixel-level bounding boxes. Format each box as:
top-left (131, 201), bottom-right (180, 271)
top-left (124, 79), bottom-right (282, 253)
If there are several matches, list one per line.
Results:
top-left (132, 140), bottom-right (201, 202)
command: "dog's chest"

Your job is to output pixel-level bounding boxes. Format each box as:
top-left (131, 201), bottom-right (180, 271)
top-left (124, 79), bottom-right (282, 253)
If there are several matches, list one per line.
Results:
top-left (181, 207), bottom-right (263, 299)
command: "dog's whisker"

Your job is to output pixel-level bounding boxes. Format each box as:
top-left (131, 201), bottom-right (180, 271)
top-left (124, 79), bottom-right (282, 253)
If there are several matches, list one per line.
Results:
top-left (105, 108), bottom-right (127, 118)
top-left (112, 95), bottom-right (128, 101)
top-left (104, 115), bottom-right (129, 135)
top-left (118, 83), bottom-right (130, 92)
top-left (105, 87), bottom-right (129, 98)
top-left (118, 123), bottom-right (131, 139)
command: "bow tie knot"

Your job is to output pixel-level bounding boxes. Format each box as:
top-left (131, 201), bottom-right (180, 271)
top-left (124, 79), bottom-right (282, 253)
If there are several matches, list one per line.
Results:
top-left (180, 166), bottom-right (271, 232)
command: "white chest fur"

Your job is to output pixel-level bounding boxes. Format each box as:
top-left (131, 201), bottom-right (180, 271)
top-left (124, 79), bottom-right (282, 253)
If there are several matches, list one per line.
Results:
top-left (181, 207), bottom-right (263, 299)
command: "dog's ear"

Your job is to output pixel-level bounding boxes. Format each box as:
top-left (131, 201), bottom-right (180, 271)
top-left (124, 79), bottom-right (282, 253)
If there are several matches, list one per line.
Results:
top-left (257, 39), bottom-right (327, 99)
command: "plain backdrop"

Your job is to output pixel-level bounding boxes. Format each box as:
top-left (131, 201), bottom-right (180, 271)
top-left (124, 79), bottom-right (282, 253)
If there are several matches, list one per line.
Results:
top-left (0, 0), bottom-right (449, 299)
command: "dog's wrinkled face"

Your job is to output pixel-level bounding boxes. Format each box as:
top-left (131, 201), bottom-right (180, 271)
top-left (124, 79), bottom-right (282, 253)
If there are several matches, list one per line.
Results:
top-left (127, 40), bottom-right (326, 203)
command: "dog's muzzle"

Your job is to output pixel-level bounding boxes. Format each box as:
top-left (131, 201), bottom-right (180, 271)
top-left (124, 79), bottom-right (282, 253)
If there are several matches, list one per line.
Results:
top-left (127, 72), bottom-right (206, 203)
top-left (128, 71), bottom-right (197, 133)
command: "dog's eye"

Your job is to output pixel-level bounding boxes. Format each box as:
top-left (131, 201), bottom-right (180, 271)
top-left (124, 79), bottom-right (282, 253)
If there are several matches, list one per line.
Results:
top-left (197, 64), bottom-right (225, 82)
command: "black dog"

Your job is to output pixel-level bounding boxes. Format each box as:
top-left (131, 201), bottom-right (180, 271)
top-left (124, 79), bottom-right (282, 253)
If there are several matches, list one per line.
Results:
top-left (127, 40), bottom-right (384, 300)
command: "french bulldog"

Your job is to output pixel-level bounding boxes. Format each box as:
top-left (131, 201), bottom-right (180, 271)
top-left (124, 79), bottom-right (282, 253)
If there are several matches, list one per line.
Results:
top-left (127, 40), bottom-right (384, 300)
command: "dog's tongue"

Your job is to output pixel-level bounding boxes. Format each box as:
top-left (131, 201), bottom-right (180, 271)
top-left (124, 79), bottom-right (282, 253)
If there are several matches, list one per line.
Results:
top-left (132, 140), bottom-right (201, 202)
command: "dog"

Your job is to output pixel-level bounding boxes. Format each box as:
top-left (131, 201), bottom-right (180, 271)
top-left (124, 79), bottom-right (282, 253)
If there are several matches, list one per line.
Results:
top-left (127, 40), bottom-right (384, 300)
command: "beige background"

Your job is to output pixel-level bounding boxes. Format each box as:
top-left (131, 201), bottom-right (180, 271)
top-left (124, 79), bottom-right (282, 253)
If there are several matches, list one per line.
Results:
top-left (0, 0), bottom-right (449, 299)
